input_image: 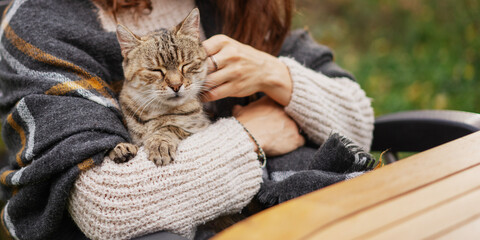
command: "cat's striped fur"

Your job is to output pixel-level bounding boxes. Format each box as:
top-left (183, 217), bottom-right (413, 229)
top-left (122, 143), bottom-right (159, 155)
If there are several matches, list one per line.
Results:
top-left (110, 9), bottom-right (210, 166)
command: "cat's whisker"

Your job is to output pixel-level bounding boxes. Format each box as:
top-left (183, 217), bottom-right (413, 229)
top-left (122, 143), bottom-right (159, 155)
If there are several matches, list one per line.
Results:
top-left (199, 87), bottom-right (212, 93)
top-left (197, 91), bottom-right (211, 101)
top-left (197, 84), bottom-right (215, 95)
top-left (138, 97), bottom-right (158, 116)
top-left (201, 81), bottom-right (218, 90)
top-left (131, 95), bottom-right (157, 118)
top-left (153, 90), bottom-right (169, 96)
top-left (130, 96), bottom-right (151, 109)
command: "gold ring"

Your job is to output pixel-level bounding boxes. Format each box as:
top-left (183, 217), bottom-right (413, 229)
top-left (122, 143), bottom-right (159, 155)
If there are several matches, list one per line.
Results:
top-left (210, 55), bottom-right (219, 71)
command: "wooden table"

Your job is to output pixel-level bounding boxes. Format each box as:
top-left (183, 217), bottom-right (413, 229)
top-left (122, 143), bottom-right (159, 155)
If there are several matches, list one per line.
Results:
top-left (214, 131), bottom-right (480, 240)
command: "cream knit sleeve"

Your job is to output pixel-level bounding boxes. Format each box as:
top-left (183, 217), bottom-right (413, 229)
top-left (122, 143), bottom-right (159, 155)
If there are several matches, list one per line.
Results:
top-left (280, 57), bottom-right (375, 151)
top-left (68, 118), bottom-right (263, 240)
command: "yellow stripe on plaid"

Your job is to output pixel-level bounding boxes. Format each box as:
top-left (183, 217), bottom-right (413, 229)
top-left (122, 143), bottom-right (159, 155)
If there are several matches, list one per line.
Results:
top-left (0, 170), bottom-right (14, 185)
top-left (45, 77), bottom-right (108, 96)
top-left (77, 158), bottom-right (95, 171)
top-left (110, 80), bottom-right (124, 95)
top-left (2, 24), bottom-right (113, 99)
top-left (6, 114), bottom-right (25, 167)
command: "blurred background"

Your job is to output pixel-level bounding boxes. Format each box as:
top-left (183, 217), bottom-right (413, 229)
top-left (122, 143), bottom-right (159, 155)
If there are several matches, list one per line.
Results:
top-left (294, 0), bottom-right (479, 116)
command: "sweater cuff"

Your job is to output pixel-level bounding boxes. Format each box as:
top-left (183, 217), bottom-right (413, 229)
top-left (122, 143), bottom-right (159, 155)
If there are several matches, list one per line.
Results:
top-left (68, 118), bottom-right (262, 239)
top-left (279, 57), bottom-right (374, 151)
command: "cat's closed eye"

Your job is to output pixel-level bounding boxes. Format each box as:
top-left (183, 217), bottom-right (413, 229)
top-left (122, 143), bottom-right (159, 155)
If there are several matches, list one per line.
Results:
top-left (181, 62), bottom-right (202, 74)
top-left (150, 68), bottom-right (165, 76)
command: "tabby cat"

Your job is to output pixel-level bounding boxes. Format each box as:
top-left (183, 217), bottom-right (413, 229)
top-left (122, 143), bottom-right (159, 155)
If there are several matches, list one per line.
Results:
top-left (109, 8), bottom-right (210, 166)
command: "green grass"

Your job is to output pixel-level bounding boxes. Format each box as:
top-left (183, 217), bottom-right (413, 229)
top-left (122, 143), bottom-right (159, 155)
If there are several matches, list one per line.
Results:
top-left (294, 0), bottom-right (480, 116)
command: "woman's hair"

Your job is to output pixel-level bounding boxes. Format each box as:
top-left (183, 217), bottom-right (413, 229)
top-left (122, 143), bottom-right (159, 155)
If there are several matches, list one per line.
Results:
top-left (97, 0), bottom-right (153, 22)
top-left (215, 0), bottom-right (293, 55)
top-left (97, 0), bottom-right (292, 55)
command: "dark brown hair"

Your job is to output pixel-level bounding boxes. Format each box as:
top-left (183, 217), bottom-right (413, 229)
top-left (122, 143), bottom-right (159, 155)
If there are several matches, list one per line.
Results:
top-left (215, 0), bottom-right (293, 55)
top-left (98, 0), bottom-right (152, 22)
top-left (97, 0), bottom-right (292, 55)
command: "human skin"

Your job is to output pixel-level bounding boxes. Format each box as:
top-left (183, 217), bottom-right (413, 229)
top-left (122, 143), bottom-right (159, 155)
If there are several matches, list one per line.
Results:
top-left (202, 34), bottom-right (305, 156)
top-left (202, 34), bottom-right (293, 106)
top-left (233, 96), bottom-right (305, 156)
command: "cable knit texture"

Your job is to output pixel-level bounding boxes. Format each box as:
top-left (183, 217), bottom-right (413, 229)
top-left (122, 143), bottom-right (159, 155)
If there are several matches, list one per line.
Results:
top-left (68, 118), bottom-right (263, 240)
top-left (281, 57), bottom-right (374, 151)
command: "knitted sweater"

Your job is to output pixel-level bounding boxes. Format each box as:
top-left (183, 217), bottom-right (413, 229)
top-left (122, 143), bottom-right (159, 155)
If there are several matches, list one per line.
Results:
top-left (70, 119), bottom-right (262, 239)
top-left (0, 0), bottom-right (374, 239)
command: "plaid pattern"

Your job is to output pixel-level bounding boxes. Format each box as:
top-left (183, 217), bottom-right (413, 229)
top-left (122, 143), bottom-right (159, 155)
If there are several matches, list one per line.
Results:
top-left (258, 133), bottom-right (379, 207)
top-left (0, 1), bottom-right (129, 239)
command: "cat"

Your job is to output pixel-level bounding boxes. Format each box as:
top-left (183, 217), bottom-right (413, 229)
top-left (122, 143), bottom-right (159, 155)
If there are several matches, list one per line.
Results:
top-left (109, 8), bottom-right (210, 166)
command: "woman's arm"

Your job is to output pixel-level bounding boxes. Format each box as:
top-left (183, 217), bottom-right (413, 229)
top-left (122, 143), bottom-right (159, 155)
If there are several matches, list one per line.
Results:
top-left (280, 57), bottom-right (374, 151)
top-left (202, 32), bottom-right (374, 151)
top-left (278, 30), bottom-right (374, 151)
top-left (69, 118), bottom-right (263, 239)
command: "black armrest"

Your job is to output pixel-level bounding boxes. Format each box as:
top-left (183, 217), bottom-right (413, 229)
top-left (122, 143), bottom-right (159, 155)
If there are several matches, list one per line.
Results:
top-left (371, 110), bottom-right (480, 152)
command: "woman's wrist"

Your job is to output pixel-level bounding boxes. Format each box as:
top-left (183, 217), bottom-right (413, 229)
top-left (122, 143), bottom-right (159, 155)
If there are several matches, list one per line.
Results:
top-left (235, 116), bottom-right (262, 151)
top-left (234, 118), bottom-right (267, 167)
top-left (262, 58), bottom-right (293, 106)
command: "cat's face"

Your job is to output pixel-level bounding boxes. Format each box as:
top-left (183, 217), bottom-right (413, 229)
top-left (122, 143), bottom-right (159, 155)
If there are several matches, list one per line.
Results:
top-left (117, 8), bottom-right (207, 108)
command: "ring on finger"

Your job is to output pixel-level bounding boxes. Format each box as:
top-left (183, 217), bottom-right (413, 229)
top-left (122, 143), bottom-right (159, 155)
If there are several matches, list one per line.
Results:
top-left (210, 55), bottom-right (219, 71)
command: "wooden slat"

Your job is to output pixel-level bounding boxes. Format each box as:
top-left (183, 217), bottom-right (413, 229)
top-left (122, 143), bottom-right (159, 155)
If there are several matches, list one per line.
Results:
top-left (434, 214), bottom-right (480, 240)
top-left (364, 187), bottom-right (480, 240)
top-left (214, 131), bottom-right (480, 240)
top-left (309, 164), bottom-right (480, 239)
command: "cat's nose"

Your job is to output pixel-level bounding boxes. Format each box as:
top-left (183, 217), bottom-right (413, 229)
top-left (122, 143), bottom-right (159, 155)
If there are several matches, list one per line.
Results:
top-left (169, 83), bottom-right (183, 92)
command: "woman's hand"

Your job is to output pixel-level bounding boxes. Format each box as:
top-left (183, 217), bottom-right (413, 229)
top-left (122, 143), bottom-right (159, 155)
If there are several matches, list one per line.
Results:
top-left (202, 34), bottom-right (293, 106)
top-left (234, 97), bottom-right (305, 157)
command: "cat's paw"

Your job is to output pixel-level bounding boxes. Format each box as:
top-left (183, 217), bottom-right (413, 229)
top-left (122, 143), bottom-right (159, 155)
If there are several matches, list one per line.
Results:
top-left (108, 143), bottom-right (138, 163)
top-left (146, 140), bottom-right (177, 166)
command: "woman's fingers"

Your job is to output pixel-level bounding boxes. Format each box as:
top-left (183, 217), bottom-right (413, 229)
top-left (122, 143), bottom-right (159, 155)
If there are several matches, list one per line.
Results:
top-left (204, 64), bottom-right (235, 88)
top-left (201, 82), bottom-right (232, 102)
top-left (206, 56), bottom-right (217, 73)
top-left (202, 34), bottom-right (291, 103)
top-left (204, 35), bottom-right (239, 74)
top-left (206, 46), bottom-right (233, 72)
top-left (202, 34), bottom-right (232, 56)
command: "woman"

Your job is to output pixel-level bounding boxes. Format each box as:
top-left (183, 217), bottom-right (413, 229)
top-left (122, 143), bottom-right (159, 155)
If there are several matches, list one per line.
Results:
top-left (0, 0), bottom-right (374, 239)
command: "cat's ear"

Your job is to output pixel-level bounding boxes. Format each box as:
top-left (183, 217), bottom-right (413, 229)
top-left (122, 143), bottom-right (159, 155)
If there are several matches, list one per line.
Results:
top-left (116, 24), bottom-right (141, 57)
top-left (175, 8), bottom-right (200, 41)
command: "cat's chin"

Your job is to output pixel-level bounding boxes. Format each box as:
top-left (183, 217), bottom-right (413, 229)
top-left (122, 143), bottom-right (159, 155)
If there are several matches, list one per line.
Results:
top-left (164, 90), bottom-right (200, 106)
top-left (163, 96), bottom-right (189, 107)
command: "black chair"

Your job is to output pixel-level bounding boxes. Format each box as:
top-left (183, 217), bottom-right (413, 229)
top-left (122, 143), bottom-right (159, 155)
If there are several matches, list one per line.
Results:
top-left (371, 110), bottom-right (480, 163)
